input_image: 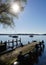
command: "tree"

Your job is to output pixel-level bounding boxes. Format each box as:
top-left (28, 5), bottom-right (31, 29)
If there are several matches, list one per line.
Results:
top-left (0, 0), bottom-right (27, 27)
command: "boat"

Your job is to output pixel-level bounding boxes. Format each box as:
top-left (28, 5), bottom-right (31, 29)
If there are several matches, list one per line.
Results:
top-left (12, 35), bottom-right (18, 38)
top-left (29, 35), bottom-right (33, 37)
top-left (9, 35), bottom-right (18, 38)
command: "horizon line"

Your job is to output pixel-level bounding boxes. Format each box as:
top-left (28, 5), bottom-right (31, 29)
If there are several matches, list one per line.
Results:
top-left (0, 33), bottom-right (46, 35)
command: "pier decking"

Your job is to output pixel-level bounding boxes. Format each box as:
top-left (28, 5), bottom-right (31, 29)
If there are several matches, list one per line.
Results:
top-left (0, 44), bottom-right (6, 52)
top-left (0, 41), bottom-right (43, 65)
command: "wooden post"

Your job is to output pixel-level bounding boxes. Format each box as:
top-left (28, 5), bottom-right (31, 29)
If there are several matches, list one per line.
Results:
top-left (19, 38), bottom-right (23, 47)
top-left (0, 40), bottom-right (3, 44)
top-left (4, 41), bottom-right (7, 50)
top-left (19, 38), bottom-right (21, 45)
top-left (12, 39), bottom-right (14, 49)
top-left (16, 38), bottom-right (18, 48)
top-left (8, 40), bottom-right (10, 48)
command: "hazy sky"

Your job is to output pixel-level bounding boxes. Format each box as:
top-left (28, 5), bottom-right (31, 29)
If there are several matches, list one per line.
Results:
top-left (0, 0), bottom-right (46, 34)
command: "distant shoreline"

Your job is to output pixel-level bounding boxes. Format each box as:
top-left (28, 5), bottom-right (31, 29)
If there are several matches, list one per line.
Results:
top-left (0, 34), bottom-right (46, 35)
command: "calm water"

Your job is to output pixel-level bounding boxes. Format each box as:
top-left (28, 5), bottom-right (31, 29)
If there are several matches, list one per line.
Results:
top-left (0, 35), bottom-right (46, 65)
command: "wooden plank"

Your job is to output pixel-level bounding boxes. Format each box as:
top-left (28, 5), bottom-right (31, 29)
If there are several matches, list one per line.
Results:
top-left (0, 42), bottom-right (39, 65)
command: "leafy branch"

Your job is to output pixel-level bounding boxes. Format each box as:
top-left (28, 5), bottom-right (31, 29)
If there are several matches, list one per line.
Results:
top-left (0, 0), bottom-right (27, 27)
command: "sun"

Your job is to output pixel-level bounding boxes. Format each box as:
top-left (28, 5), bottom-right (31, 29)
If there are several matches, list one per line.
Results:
top-left (10, 2), bottom-right (20, 14)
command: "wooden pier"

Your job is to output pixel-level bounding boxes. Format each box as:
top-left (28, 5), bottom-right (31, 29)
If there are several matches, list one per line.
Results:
top-left (0, 44), bottom-right (6, 52)
top-left (4, 38), bottom-right (22, 49)
top-left (0, 41), bottom-right (44, 65)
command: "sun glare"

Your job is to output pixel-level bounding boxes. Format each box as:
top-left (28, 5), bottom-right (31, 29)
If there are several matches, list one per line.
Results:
top-left (10, 3), bottom-right (20, 14)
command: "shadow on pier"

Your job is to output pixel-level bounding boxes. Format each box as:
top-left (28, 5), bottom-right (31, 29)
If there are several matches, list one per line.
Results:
top-left (14, 43), bottom-right (45, 65)
top-left (0, 40), bottom-right (45, 65)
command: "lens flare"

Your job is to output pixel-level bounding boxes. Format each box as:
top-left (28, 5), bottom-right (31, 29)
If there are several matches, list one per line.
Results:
top-left (10, 2), bottom-right (20, 14)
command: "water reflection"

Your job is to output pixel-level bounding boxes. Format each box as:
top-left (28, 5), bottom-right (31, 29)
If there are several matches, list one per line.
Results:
top-left (17, 46), bottom-right (45, 65)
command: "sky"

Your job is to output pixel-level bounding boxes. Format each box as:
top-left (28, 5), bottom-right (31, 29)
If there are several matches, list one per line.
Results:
top-left (0, 0), bottom-right (46, 34)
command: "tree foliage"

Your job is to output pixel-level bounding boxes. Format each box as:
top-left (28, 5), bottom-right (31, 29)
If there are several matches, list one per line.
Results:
top-left (0, 0), bottom-right (27, 27)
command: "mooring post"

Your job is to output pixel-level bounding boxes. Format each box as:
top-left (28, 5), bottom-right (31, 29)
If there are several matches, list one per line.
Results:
top-left (19, 38), bottom-right (21, 46)
top-left (39, 42), bottom-right (42, 48)
top-left (35, 44), bottom-right (39, 51)
top-left (8, 40), bottom-right (10, 48)
top-left (19, 38), bottom-right (21, 43)
top-left (12, 39), bottom-right (14, 49)
top-left (19, 38), bottom-right (23, 47)
top-left (0, 40), bottom-right (3, 44)
top-left (4, 41), bottom-right (7, 50)
top-left (16, 38), bottom-right (18, 48)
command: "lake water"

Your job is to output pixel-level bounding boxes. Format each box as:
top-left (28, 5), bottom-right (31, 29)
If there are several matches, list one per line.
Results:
top-left (0, 35), bottom-right (46, 65)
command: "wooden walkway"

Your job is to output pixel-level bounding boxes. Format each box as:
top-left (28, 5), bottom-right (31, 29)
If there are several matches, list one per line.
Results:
top-left (0, 41), bottom-right (40, 65)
